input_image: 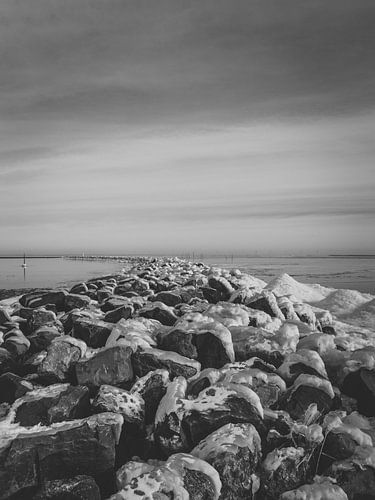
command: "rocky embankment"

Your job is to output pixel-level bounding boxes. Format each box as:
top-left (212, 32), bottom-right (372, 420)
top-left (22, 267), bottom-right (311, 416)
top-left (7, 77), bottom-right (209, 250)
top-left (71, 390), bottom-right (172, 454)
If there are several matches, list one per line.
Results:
top-left (0, 257), bottom-right (375, 499)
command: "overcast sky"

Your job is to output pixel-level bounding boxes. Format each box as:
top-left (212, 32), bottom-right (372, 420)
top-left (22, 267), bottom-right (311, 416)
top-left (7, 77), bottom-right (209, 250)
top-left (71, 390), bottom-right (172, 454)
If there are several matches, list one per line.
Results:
top-left (1, 0), bottom-right (374, 255)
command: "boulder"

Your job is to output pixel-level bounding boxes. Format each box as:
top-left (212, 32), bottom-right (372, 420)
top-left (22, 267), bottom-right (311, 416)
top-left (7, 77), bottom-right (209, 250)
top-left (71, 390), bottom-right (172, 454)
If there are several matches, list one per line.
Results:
top-left (104, 305), bottom-right (134, 324)
top-left (132, 347), bottom-right (200, 380)
top-left (0, 372), bottom-right (33, 404)
top-left (275, 374), bottom-right (334, 420)
top-left (260, 447), bottom-right (313, 499)
top-left (26, 308), bottom-right (60, 334)
top-left (75, 345), bottom-right (133, 392)
top-left (112, 453), bottom-right (221, 500)
top-left (0, 347), bottom-right (17, 376)
top-left (130, 369), bottom-right (170, 425)
top-left (208, 276), bottom-right (234, 302)
top-left (3, 328), bottom-right (30, 356)
top-left (69, 282), bottom-right (89, 295)
top-left (247, 291), bottom-right (285, 320)
top-left (19, 290), bottom-right (68, 311)
top-left (73, 318), bottom-right (113, 348)
top-left (92, 385), bottom-right (144, 428)
top-left (11, 384), bottom-right (90, 427)
top-left (0, 308), bottom-right (12, 326)
top-left (152, 291), bottom-right (182, 307)
top-left (138, 301), bottom-right (178, 326)
top-left (342, 368), bottom-right (375, 417)
top-left (27, 326), bottom-right (62, 353)
top-left (0, 412), bottom-right (123, 499)
top-left (192, 423), bottom-right (262, 499)
top-left (281, 477), bottom-right (348, 500)
top-left (32, 475), bottom-right (101, 500)
top-left (64, 293), bottom-right (91, 311)
top-left (38, 336), bottom-right (85, 383)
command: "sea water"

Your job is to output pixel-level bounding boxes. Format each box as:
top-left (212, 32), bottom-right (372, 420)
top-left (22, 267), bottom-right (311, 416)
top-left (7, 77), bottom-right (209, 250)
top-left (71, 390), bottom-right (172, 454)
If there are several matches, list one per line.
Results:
top-left (0, 256), bottom-right (374, 294)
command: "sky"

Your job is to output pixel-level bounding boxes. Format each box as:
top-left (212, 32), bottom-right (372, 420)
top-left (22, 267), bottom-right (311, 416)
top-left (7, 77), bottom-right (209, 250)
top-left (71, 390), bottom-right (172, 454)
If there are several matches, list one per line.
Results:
top-left (1, 0), bottom-right (374, 255)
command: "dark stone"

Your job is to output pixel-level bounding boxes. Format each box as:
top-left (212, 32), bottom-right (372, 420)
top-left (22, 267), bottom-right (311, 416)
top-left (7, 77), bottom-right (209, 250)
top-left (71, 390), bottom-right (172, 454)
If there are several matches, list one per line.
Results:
top-left (0, 413), bottom-right (121, 499)
top-left (3, 328), bottom-right (30, 356)
top-left (318, 432), bottom-right (358, 473)
top-left (247, 292), bottom-right (284, 319)
top-left (100, 296), bottom-right (131, 312)
top-left (195, 332), bottom-right (232, 369)
top-left (26, 309), bottom-right (59, 334)
top-left (75, 345), bottom-right (133, 392)
top-left (322, 325), bottom-right (336, 335)
top-left (64, 293), bottom-right (91, 311)
top-left (201, 286), bottom-right (221, 304)
top-left (131, 369), bottom-right (169, 425)
top-left (14, 385), bottom-right (90, 427)
top-left (19, 290), bottom-right (68, 311)
top-left (28, 327), bottom-right (62, 353)
top-left (32, 475), bottom-right (101, 500)
top-left (0, 372), bottom-right (33, 404)
top-left (73, 318), bottom-right (113, 348)
top-left (132, 347), bottom-right (200, 380)
top-left (158, 329), bottom-right (198, 359)
top-left (208, 276), bottom-right (233, 301)
top-left (69, 282), bottom-right (89, 295)
top-left (183, 469), bottom-right (216, 500)
top-left (138, 303), bottom-right (178, 326)
top-left (104, 305), bottom-right (134, 324)
top-left (0, 308), bottom-right (11, 326)
top-left (0, 348), bottom-right (16, 377)
top-left (38, 339), bottom-right (82, 383)
top-left (260, 447), bottom-right (313, 499)
top-left (327, 463), bottom-right (375, 500)
top-left (342, 368), bottom-right (375, 417)
top-left (275, 385), bottom-right (333, 420)
top-left (152, 291), bottom-right (182, 307)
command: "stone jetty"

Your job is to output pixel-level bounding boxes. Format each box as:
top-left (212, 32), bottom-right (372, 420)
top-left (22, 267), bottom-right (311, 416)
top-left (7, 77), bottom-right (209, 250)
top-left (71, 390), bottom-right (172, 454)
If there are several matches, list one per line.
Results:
top-left (0, 257), bottom-right (375, 499)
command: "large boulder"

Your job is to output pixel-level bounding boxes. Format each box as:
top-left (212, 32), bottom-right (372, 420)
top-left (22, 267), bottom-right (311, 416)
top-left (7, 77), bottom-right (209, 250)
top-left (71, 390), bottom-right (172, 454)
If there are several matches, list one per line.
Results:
top-left (64, 293), bottom-right (91, 311)
top-left (73, 318), bottom-right (113, 348)
top-left (19, 290), bottom-right (68, 311)
top-left (32, 475), bottom-right (101, 500)
top-left (75, 345), bottom-right (133, 392)
top-left (38, 336), bottom-right (86, 383)
top-left (130, 369), bottom-right (170, 425)
top-left (192, 423), bottom-right (262, 499)
top-left (138, 301), bottom-right (178, 326)
top-left (132, 347), bottom-right (200, 380)
top-left (0, 372), bottom-right (33, 404)
top-left (0, 412), bottom-right (123, 499)
top-left (112, 453), bottom-right (221, 500)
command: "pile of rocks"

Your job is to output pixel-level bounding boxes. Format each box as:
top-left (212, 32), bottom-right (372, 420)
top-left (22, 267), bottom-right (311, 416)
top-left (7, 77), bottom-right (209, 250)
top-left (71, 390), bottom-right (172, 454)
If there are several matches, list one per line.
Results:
top-left (0, 257), bottom-right (374, 499)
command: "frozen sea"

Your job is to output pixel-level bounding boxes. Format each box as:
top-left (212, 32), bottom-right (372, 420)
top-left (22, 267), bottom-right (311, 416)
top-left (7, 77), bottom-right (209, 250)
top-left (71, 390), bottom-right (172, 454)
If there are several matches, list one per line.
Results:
top-left (0, 255), bottom-right (374, 294)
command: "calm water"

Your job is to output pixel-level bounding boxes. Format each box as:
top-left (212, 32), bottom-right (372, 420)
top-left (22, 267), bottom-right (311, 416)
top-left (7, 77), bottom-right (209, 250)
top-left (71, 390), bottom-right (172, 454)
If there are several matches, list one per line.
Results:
top-left (0, 258), bottom-right (126, 290)
top-left (0, 256), bottom-right (374, 294)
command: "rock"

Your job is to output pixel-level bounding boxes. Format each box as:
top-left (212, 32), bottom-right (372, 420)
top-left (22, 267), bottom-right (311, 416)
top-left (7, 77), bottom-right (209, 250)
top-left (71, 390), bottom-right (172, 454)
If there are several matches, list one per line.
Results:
top-left (342, 368), bottom-right (375, 417)
top-left (0, 308), bottom-right (12, 326)
top-left (32, 475), bottom-right (101, 500)
top-left (174, 313), bottom-right (235, 369)
top-left (3, 328), bottom-right (30, 356)
top-left (75, 345), bottom-right (133, 392)
top-left (0, 347), bottom-right (17, 375)
top-left (247, 291), bottom-right (285, 320)
top-left (152, 291), bottom-right (182, 307)
top-left (0, 372), bottom-right (33, 404)
top-left (202, 286), bottom-right (221, 304)
top-left (192, 423), bottom-right (262, 499)
top-left (208, 276), bottom-right (234, 302)
top-left (260, 447), bottom-right (313, 499)
top-left (281, 477), bottom-right (348, 500)
top-left (27, 326), bottom-right (62, 353)
top-left (112, 453), bottom-right (221, 500)
top-left (157, 328), bottom-right (198, 359)
top-left (297, 332), bottom-right (336, 355)
top-left (92, 385), bottom-right (144, 427)
top-left (0, 412), bottom-right (123, 499)
top-left (69, 282), bottom-right (89, 295)
top-left (26, 308), bottom-right (59, 334)
top-left (138, 301), bottom-right (178, 326)
top-left (100, 295), bottom-right (131, 312)
top-left (19, 290), bottom-right (68, 311)
top-left (73, 318), bottom-right (113, 348)
top-left (327, 446), bottom-right (375, 500)
top-left (11, 384), bottom-right (90, 426)
top-left (65, 293), bottom-right (91, 311)
top-left (38, 336), bottom-right (85, 383)
top-left (104, 305), bottom-right (134, 323)
top-left (277, 349), bottom-right (328, 385)
top-left (130, 369), bottom-right (170, 425)
top-left (275, 374), bottom-right (334, 420)
top-left (132, 347), bottom-right (200, 380)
